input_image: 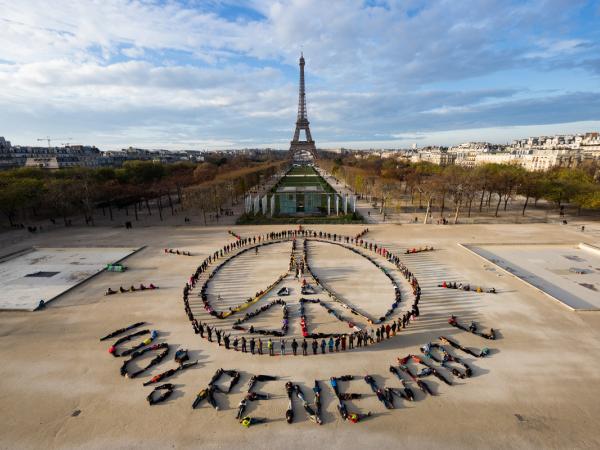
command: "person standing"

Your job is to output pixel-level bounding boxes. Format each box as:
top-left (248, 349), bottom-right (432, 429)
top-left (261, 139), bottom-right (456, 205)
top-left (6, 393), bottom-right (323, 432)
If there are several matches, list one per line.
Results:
top-left (349, 333), bottom-right (354, 350)
top-left (312, 339), bottom-right (318, 355)
top-left (241, 337), bottom-right (247, 353)
top-left (257, 338), bottom-right (263, 355)
top-left (224, 334), bottom-right (230, 349)
top-left (321, 339), bottom-right (326, 354)
top-left (302, 339), bottom-right (308, 356)
top-left (291, 339), bottom-right (298, 356)
top-left (249, 338), bottom-right (255, 355)
top-left (412, 304), bottom-right (420, 318)
top-left (328, 337), bottom-right (334, 353)
top-left (341, 335), bottom-right (347, 351)
top-left (268, 338), bottom-right (274, 356)
top-left (280, 339), bottom-right (286, 356)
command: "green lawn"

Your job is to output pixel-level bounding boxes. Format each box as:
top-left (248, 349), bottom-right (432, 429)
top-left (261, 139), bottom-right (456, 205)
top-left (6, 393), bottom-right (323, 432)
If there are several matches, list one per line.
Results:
top-left (271, 166), bottom-right (336, 194)
top-left (287, 166), bottom-right (318, 175)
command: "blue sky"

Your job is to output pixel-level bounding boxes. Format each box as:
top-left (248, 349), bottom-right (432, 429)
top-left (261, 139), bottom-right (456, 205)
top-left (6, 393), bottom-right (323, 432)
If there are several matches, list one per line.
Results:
top-left (0, 0), bottom-right (599, 150)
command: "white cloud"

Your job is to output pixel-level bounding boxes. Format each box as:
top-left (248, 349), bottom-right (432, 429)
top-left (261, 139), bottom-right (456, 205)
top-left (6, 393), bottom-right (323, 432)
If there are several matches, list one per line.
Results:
top-left (0, 0), bottom-right (599, 149)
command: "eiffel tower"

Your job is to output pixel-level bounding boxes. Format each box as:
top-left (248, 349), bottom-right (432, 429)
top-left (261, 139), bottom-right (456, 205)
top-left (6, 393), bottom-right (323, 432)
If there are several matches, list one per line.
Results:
top-left (289, 53), bottom-right (316, 154)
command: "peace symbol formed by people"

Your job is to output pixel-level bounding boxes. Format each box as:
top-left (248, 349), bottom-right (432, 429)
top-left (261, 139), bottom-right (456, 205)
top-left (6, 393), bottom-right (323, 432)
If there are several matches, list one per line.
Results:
top-left (181, 227), bottom-right (422, 355)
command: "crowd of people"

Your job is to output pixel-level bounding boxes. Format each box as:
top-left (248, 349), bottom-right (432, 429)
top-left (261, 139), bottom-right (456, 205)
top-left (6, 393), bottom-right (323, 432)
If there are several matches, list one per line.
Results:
top-left (405, 246), bottom-right (434, 254)
top-left (192, 368), bottom-right (242, 410)
top-left (178, 226), bottom-right (426, 356)
top-left (440, 335), bottom-right (490, 358)
top-left (330, 375), bottom-right (372, 423)
top-left (164, 248), bottom-right (192, 256)
top-left (97, 314), bottom-right (496, 420)
top-left (303, 237), bottom-right (409, 325)
top-left (285, 381), bottom-right (322, 424)
top-left (420, 342), bottom-right (472, 379)
top-left (448, 315), bottom-right (496, 340)
top-left (228, 230), bottom-right (241, 240)
top-left (232, 299), bottom-right (289, 337)
top-left (299, 297), bottom-right (356, 339)
top-left (193, 240), bottom-right (288, 319)
top-left (143, 349), bottom-right (198, 387)
top-left (438, 281), bottom-right (496, 293)
top-left (105, 283), bottom-right (157, 295)
top-left (235, 374), bottom-right (277, 427)
top-left (354, 228), bottom-right (369, 240)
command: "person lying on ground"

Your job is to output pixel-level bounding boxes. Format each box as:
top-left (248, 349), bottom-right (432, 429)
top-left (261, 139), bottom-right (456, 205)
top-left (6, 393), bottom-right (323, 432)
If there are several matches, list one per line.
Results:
top-left (286, 399), bottom-right (294, 424)
top-left (329, 377), bottom-right (339, 396)
top-left (397, 364), bottom-right (434, 395)
top-left (338, 393), bottom-right (362, 400)
top-left (119, 330), bottom-right (158, 357)
top-left (105, 288), bottom-right (117, 295)
top-left (247, 374), bottom-right (277, 391)
top-left (374, 386), bottom-right (394, 409)
top-left (388, 366), bottom-right (415, 401)
top-left (236, 398), bottom-right (248, 420)
top-left (336, 401), bottom-right (349, 420)
top-left (143, 360), bottom-right (198, 386)
top-left (192, 386), bottom-right (219, 410)
top-left (121, 342), bottom-right (169, 378)
top-left (246, 391), bottom-right (269, 401)
top-left (448, 317), bottom-right (496, 340)
top-left (347, 411), bottom-right (372, 423)
top-left (241, 416), bottom-right (266, 428)
top-left (146, 383), bottom-right (175, 405)
top-left (313, 380), bottom-right (322, 414)
top-left (108, 329), bottom-right (150, 356)
top-left (439, 335), bottom-right (490, 357)
top-left (100, 321), bottom-right (145, 341)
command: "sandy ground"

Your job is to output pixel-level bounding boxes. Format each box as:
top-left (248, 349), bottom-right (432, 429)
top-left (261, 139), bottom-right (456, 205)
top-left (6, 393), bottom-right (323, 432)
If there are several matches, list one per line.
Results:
top-left (1, 223), bottom-right (600, 450)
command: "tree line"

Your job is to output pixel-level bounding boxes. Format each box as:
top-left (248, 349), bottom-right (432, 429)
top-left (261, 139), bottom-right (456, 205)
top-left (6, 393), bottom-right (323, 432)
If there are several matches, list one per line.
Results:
top-left (0, 153), bottom-right (287, 227)
top-left (182, 160), bottom-right (287, 224)
top-left (318, 154), bottom-right (600, 224)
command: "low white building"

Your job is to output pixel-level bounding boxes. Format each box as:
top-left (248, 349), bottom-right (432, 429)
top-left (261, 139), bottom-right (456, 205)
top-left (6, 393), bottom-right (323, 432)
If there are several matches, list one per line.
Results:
top-left (412, 147), bottom-right (455, 166)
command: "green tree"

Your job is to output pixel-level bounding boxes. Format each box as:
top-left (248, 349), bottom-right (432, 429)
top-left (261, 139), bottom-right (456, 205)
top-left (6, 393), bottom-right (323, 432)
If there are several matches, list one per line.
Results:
top-left (0, 177), bottom-right (44, 226)
top-left (517, 170), bottom-right (546, 216)
top-left (543, 168), bottom-right (594, 212)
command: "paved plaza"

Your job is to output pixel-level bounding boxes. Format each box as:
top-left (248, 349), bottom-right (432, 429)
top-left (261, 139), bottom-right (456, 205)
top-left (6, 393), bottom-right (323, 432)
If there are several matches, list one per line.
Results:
top-left (467, 243), bottom-right (600, 310)
top-left (0, 247), bottom-right (139, 310)
top-left (0, 223), bottom-right (599, 449)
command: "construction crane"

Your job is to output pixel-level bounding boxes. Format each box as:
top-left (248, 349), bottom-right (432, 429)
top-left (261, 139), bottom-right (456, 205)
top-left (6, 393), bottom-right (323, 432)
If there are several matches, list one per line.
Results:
top-left (37, 137), bottom-right (73, 148)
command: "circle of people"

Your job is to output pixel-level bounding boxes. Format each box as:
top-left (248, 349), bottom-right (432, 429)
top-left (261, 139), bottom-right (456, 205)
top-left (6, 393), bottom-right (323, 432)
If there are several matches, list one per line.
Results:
top-left (181, 226), bottom-right (424, 355)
